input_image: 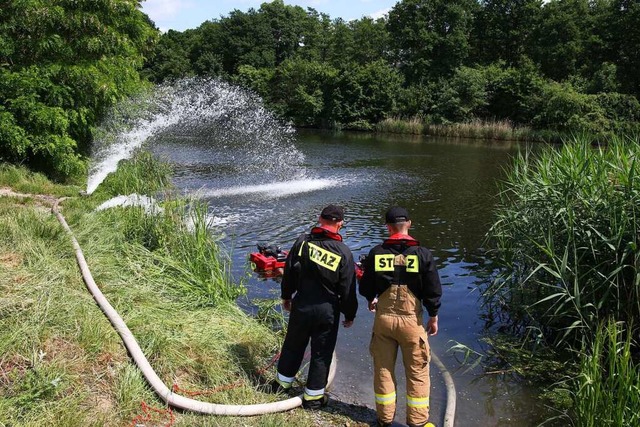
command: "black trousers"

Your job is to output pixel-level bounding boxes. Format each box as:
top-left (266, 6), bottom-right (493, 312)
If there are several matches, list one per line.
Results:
top-left (277, 300), bottom-right (340, 391)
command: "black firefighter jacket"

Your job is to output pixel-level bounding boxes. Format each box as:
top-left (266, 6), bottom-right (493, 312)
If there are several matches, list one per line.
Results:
top-left (359, 236), bottom-right (442, 317)
top-left (281, 227), bottom-right (358, 321)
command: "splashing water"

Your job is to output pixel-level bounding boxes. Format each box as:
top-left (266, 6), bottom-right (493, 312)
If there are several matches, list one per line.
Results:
top-left (87, 78), bottom-right (304, 194)
top-left (198, 179), bottom-right (339, 199)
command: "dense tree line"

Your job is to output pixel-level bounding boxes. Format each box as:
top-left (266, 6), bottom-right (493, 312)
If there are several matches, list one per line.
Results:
top-left (0, 0), bottom-right (157, 178)
top-left (144, 0), bottom-right (640, 135)
top-left (2, 0), bottom-right (639, 178)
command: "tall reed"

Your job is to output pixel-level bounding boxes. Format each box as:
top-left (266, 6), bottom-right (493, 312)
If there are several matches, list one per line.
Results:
top-left (572, 320), bottom-right (640, 427)
top-left (486, 135), bottom-right (640, 351)
top-left (376, 116), bottom-right (425, 134)
top-left (425, 119), bottom-right (541, 141)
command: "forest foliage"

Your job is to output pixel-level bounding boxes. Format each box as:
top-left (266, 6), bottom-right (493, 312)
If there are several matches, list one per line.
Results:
top-left (143, 0), bottom-right (640, 136)
top-left (0, 0), bottom-right (157, 178)
top-left (2, 0), bottom-right (640, 178)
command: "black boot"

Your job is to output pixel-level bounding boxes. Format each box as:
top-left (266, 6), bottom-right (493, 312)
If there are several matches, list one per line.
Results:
top-left (302, 394), bottom-right (329, 410)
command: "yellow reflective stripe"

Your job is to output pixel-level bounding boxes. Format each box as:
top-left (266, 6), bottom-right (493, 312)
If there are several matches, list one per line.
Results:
top-left (303, 389), bottom-right (325, 400)
top-left (407, 395), bottom-right (429, 408)
top-left (298, 241), bottom-right (305, 256)
top-left (405, 254), bottom-right (419, 272)
top-left (276, 372), bottom-right (294, 389)
top-left (375, 391), bottom-right (396, 405)
top-left (307, 242), bottom-right (341, 272)
top-left (374, 254), bottom-right (395, 271)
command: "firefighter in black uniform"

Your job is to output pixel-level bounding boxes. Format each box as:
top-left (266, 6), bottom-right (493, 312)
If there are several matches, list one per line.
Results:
top-left (273, 204), bottom-right (358, 409)
top-left (359, 206), bottom-right (442, 427)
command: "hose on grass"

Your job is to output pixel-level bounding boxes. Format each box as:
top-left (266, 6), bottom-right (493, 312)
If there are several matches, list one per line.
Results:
top-left (51, 196), bottom-right (455, 424)
top-left (52, 198), bottom-right (336, 416)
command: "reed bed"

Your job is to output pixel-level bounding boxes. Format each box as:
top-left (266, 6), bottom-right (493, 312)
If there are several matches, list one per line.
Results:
top-left (375, 116), bottom-right (553, 142)
top-left (486, 135), bottom-right (640, 350)
top-left (376, 116), bottom-right (424, 134)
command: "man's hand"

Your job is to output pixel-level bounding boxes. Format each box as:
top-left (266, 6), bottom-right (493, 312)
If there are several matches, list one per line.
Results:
top-left (282, 299), bottom-right (292, 312)
top-left (426, 316), bottom-right (438, 336)
top-left (342, 319), bottom-right (353, 328)
top-left (368, 298), bottom-right (378, 312)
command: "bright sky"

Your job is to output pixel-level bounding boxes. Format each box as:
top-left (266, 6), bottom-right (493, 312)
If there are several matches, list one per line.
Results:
top-left (141, 0), bottom-right (399, 32)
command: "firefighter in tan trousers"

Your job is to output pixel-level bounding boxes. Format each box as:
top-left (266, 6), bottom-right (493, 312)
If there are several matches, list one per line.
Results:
top-left (359, 207), bottom-right (442, 427)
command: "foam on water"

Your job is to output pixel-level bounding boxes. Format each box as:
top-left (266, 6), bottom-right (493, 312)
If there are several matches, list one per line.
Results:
top-left (87, 78), bottom-right (304, 194)
top-left (198, 179), bottom-right (339, 199)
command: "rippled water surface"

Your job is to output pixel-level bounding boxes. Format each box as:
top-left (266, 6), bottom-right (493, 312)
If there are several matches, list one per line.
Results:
top-left (151, 130), bottom-right (551, 427)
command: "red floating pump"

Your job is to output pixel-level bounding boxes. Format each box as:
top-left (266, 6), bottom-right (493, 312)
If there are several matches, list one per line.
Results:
top-left (249, 243), bottom-right (366, 281)
top-left (249, 243), bottom-right (288, 273)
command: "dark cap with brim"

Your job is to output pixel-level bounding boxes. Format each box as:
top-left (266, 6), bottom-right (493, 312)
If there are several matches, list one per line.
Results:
top-left (320, 204), bottom-right (344, 221)
top-left (385, 206), bottom-right (410, 224)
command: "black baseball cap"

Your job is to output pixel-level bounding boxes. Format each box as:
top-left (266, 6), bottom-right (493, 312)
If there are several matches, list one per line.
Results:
top-left (320, 204), bottom-right (344, 221)
top-left (385, 206), bottom-right (410, 224)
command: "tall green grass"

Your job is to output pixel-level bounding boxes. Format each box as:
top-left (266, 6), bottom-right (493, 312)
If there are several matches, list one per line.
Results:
top-left (486, 135), bottom-right (640, 350)
top-left (0, 163), bottom-right (80, 196)
top-left (572, 320), bottom-right (640, 427)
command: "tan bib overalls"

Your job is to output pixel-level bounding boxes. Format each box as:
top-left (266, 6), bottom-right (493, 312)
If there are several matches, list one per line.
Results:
top-left (370, 284), bottom-right (431, 426)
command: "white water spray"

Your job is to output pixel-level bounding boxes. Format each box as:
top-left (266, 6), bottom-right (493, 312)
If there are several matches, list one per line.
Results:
top-left (199, 179), bottom-right (338, 199)
top-left (87, 78), bottom-right (304, 194)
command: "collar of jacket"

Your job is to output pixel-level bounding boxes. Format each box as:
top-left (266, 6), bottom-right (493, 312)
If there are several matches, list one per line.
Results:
top-left (384, 233), bottom-right (420, 247)
top-left (310, 226), bottom-right (343, 241)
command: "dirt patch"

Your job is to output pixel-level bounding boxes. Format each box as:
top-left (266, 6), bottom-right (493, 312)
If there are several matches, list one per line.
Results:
top-left (0, 354), bottom-right (30, 388)
top-left (0, 252), bottom-right (22, 269)
top-left (0, 187), bottom-right (60, 211)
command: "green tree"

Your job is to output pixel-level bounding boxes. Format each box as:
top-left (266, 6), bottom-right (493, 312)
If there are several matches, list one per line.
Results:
top-left (484, 60), bottom-right (545, 124)
top-left (432, 66), bottom-right (489, 122)
top-left (387, 0), bottom-right (478, 84)
top-left (613, 0), bottom-right (640, 96)
top-left (331, 60), bottom-right (403, 127)
top-left (0, 0), bottom-right (157, 178)
top-left (269, 58), bottom-right (338, 127)
top-left (530, 0), bottom-right (590, 82)
top-left (143, 29), bottom-right (193, 82)
top-left (217, 8), bottom-right (275, 74)
top-left (471, 0), bottom-right (542, 66)
top-left (187, 22), bottom-right (225, 78)
top-left (258, 0), bottom-right (311, 65)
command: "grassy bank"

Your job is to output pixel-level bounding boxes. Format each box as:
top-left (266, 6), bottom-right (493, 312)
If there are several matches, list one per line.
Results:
top-left (0, 161), bottom-right (360, 426)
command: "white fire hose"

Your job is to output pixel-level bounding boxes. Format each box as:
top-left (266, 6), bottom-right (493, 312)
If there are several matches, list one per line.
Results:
top-left (52, 199), bottom-right (335, 415)
top-left (51, 197), bottom-right (455, 424)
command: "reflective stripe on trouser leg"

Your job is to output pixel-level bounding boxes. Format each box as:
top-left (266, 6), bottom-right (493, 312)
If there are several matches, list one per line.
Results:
top-left (370, 313), bottom-right (399, 423)
top-left (400, 317), bottom-right (431, 426)
top-left (303, 387), bottom-right (325, 401)
top-left (275, 372), bottom-right (294, 389)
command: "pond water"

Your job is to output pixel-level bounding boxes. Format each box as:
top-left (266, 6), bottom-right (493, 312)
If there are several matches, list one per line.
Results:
top-left (150, 129), bottom-right (552, 427)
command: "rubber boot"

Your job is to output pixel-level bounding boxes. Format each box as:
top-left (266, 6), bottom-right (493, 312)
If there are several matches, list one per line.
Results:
top-left (302, 394), bottom-right (329, 410)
